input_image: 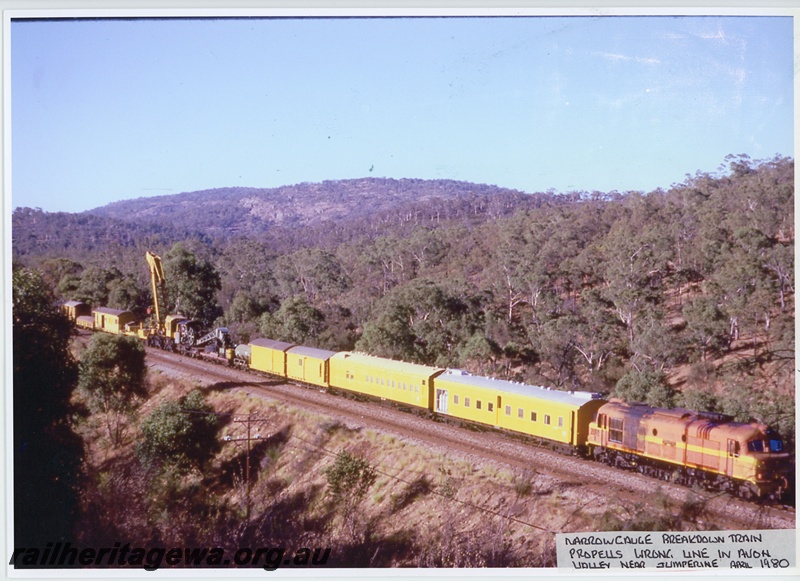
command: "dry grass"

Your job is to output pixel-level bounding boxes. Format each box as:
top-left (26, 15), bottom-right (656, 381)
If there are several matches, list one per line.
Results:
top-left (74, 371), bottom-right (727, 568)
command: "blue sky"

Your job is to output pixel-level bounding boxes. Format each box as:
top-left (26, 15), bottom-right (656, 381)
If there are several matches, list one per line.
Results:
top-left (10, 15), bottom-right (794, 213)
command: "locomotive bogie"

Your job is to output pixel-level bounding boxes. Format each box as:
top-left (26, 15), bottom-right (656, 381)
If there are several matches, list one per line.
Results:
top-left (285, 345), bottom-right (336, 388)
top-left (328, 352), bottom-right (442, 410)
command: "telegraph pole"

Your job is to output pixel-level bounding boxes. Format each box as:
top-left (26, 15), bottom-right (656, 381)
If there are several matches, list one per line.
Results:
top-left (224, 413), bottom-right (269, 522)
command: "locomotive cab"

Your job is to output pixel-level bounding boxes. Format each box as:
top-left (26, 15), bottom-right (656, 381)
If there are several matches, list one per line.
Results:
top-left (740, 428), bottom-right (791, 498)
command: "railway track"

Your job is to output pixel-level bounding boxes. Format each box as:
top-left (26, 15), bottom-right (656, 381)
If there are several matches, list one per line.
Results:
top-left (144, 345), bottom-right (795, 531)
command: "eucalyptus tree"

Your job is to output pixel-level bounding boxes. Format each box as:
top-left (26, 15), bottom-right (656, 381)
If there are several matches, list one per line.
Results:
top-left (136, 390), bottom-right (220, 473)
top-left (13, 266), bottom-right (83, 547)
top-left (570, 288), bottom-right (623, 375)
top-left (260, 295), bottom-right (325, 346)
top-left (709, 227), bottom-right (773, 347)
top-left (612, 370), bottom-right (676, 408)
top-left (163, 242), bottom-right (222, 325)
top-left (682, 296), bottom-right (730, 361)
top-left (357, 279), bottom-right (484, 367)
top-left (217, 238), bottom-right (279, 312)
top-left (78, 333), bottom-right (147, 446)
top-left (275, 247), bottom-right (350, 304)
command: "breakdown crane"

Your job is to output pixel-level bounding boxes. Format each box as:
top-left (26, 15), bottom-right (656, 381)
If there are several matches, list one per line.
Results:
top-left (145, 250), bottom-right (166, 334)
top-left (143, 250), bottom-right (234, 364)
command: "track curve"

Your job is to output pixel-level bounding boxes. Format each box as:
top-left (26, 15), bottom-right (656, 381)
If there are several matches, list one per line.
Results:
top-left (144, 346), bottom-right (795, 531)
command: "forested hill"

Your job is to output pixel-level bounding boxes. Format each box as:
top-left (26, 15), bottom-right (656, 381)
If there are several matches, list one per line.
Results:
top-left (83, 178), bottom-right (539, 238)
top-left (11, 155), bottom-right (796, 444)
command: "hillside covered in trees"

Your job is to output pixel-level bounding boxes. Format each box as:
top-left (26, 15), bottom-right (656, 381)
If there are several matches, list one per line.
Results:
top-left (12, 154), bottom-right (795, 444)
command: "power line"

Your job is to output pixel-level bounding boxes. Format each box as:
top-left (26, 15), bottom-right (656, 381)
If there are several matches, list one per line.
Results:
top-left (222, 412), bottom-right (270, 523)
top-left (280, 430), bottom-right (556, 534)
top-left (174, 406), bottom-right (557, 533)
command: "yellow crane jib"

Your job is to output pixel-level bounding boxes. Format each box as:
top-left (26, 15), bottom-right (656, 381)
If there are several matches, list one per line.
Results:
top-left (146, 250), bottom-right (165, 284)
top-left (145, 251), bottom-right (166, 333)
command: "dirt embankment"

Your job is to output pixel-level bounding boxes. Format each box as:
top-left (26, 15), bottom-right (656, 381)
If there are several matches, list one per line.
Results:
top-left (70, 331), bottom-right (793, 569)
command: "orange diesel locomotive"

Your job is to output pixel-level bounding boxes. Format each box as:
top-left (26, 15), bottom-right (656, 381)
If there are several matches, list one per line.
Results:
top-left (587, 400), bottom-right (790, 499)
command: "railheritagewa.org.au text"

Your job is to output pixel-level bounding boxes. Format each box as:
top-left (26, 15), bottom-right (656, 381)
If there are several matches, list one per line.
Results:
top-left (10, 542), bottom-right (331, 571)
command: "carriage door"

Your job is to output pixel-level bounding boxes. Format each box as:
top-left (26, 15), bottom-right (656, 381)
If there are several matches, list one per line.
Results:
top-left (726, 439), bottom-right (738, 477)
top-left (435, 389), bottom-right (448, 414)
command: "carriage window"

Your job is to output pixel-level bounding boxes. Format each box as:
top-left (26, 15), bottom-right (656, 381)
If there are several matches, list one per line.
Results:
top-left (770, 439), bottom-right (784, 453)
top-left (747, 439), bottom-right (764, 453)
top-left (558, 417), bottom-right (564, 428)
top-left (488, 403), bottom-right (494, 412)
top-left (465, 397), bottom-right (470, 408)
top-left (518, 408), bottom-right (524, 419)
top-left (609, 418), bottom-right (624, 443)
top-left (476, 400), bottom-right (482, 410)
top-left (531, 412), bottom-right (537, 422)
top-left (454, 395), bottom-right (459, 405)
top-left (544, 415), bottom-right (551, 425)
top-left (505, 405), bottom-right (511, 416)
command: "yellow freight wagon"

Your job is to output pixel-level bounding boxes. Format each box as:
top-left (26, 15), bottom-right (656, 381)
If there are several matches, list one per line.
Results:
top-left (433, 370), bottom-right (605, 450)
top-left (249, 338), bottom-right (294, 377)
top-left (62, 300), bottom-right (91, 321)
top-left (92, 307), bottom-right (136, 335)
top-left (329, 352), bottom-right (444, 410)
top-left (286, 345), bottom-right (336, 388)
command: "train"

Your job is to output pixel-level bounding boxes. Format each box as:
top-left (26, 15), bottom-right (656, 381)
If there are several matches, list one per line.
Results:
top-left (61, 299), bottom-right (792, 501)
